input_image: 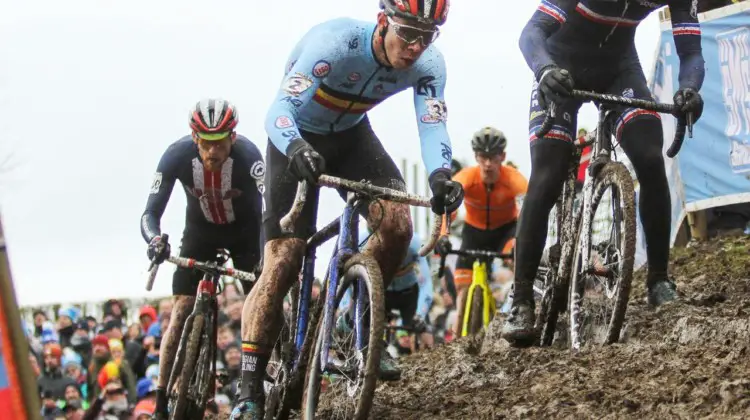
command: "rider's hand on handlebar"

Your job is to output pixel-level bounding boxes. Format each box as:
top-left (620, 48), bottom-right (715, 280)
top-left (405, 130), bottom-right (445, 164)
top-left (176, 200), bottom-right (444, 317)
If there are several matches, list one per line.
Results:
top-left (537, 65), bottom-right (574, 110)
top-left (435, 235), bottom-right (452, 256)
top-left (428, 170), bottom-right (463, 215)
top-left (147, 235), bottom-right (171, 264)
top-left (673, 87), bottom-right (703, 124)
top-left (287, 138), bottom-right (326, 183)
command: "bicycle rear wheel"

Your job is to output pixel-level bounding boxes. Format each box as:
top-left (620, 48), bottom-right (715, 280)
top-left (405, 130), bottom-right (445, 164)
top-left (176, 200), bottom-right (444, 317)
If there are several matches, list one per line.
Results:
top-left (169, 313), bottom-right (204, 420)
top-left (301, 254), bottom-right (384, 420)
top-left (569, 162), bottom-right (635, 351)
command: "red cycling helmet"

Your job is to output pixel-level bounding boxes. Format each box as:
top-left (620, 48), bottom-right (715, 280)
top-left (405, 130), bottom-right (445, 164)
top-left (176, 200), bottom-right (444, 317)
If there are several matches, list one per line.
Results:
top-left (380, 0), bottom-right (450, 26)
top-left (189, 99), bottom-right (238, 140)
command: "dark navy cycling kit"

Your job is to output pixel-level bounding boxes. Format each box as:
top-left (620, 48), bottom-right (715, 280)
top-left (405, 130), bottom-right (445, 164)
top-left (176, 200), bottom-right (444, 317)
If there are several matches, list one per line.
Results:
top-left (140, 135), bottom-right (264, 295)
top-left (262, 17), bottom-right (452, 240)
top-left (512, 0), bottom-right (706, 303)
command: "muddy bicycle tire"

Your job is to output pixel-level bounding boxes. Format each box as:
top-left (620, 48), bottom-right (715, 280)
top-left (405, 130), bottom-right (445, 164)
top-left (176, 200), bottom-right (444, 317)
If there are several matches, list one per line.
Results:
top-left (466, 286), bottom-right (485, 337)
top-left (569, 162), bottom-right (635, 350)
top-left (301, 254), bottom-right (384, 420)
top-left (170, 314), bottom-right (204, 420)
top-left (265, 282), bottom-right (324, 420)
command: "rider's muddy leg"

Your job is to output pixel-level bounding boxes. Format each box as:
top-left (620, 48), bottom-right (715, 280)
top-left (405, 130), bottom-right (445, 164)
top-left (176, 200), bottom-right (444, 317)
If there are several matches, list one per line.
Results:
top-left (362, 201), bottom-right (413, 289)
top-left (237, 238), bottom-right (305, 403)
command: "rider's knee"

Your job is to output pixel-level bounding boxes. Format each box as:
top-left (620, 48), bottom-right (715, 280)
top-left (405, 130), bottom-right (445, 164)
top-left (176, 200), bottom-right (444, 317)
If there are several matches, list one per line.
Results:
top-left (259, 238), bottom-right (306, 282)
top-left (370, 202), bottom-right (412, 246)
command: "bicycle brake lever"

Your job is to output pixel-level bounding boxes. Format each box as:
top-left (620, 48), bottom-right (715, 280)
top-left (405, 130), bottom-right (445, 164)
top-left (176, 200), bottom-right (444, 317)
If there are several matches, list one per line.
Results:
top-left (687, 112), bottom-right (694, 139)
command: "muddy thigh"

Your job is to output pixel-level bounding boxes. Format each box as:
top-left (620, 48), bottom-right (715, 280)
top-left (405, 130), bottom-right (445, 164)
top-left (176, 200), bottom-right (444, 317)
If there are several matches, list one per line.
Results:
top-left (241, 238), bottom-right (305, 346)
top-left (363, 201), bottom-right (412, 289)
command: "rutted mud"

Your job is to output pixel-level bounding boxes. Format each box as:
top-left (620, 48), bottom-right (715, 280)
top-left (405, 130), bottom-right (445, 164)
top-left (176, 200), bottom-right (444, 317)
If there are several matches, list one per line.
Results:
top-left (365, 235), bottom-right (750, 419)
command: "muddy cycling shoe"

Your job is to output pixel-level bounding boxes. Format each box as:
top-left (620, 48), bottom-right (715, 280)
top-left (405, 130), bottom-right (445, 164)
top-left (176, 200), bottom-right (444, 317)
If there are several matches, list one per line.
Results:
top-left (230, 400), bottom-right (264, 420)
top-left (378, 343), bottom-right (401, 381)
top-left (647, 278), bottom-right (678, 307)
top-left (501, 303), bottom-right (537, 346)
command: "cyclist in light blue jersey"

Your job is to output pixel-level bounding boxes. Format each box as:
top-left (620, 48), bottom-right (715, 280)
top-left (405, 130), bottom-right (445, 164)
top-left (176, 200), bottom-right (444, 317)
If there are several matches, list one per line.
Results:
top-left (233, 1), bottom-right (462, 418)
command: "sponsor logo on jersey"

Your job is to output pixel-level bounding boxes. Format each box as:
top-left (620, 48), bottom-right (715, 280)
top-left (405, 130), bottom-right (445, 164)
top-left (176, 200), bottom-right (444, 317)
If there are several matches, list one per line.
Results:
top-left (420, 98), bottom-right (447, 124)
top-left (250, 161), bottom-right (265, 180)
top-left (312, 60), bottom-right (331, 78)
top-left (150, 172), bottom-right (162, 194)
top-left (274, 116), bottom-right (294, 129)
top-left (282, 73), bottom-right (313, 96)
top-left (623, 87), bottom-right (635, 98)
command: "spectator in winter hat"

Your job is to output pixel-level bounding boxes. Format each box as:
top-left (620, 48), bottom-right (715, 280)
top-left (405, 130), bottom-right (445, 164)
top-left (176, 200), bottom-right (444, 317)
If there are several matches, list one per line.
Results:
top-left (108, 339), bottom-right (138, 404)
top-left (40, 324), bottom-right (59, 345)
top-left (38, 343), bottom-right (77, 400)
top-left (63, 382), bottom-right (90, 412)
top-left (134, 398), bottom-right (156, 420)
top-left (57, 307), bottom-right (78, 349)
top-left (87, 334), bottom-right (111, 401)
top-left (61, 350), bottom-right (88, 399)
top-left (145, 364), bottom-right (159, 382)
top-left (85, 316), bottom-right (98, 333)
top-left (138, 305), bottom-right (157, 332)
top-left (136, 377), bottom-right (157, 401)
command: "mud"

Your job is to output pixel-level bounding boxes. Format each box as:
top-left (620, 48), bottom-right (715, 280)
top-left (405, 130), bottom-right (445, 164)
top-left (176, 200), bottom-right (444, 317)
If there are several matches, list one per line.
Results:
top-left (365, 235), bottom-right (750, 419)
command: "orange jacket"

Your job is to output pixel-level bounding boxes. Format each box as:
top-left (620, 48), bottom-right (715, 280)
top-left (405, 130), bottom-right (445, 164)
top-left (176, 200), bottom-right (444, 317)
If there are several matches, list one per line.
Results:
top-left (446, 165), bottom-right (528, 231)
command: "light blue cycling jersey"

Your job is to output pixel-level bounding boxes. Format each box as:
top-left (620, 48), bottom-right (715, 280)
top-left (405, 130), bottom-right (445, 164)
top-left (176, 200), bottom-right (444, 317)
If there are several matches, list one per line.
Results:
top-left (264, 17), bottom-right (452, 175)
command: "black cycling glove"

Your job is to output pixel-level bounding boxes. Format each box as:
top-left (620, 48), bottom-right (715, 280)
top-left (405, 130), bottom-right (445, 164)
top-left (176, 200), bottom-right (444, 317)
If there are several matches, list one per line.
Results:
top-left (428, 169), bottom-right (463, 215)
top-left (147, 235), bottom-right (170, 264)
top-left (536, 65), bottom-right (574, 110)
top-left (673, 87), bottom-right (704, 124)
top-left (435, 235), bottom-right (452, 256)
top-left (287, 138), bottom-right (326, 184)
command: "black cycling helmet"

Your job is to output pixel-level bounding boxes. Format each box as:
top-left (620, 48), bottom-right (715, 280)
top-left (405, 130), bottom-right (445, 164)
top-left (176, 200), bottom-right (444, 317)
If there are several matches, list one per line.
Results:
top-left (380, 0), bottom-right (450, 26)
top-left (471, 126), bottom-right (507, 154)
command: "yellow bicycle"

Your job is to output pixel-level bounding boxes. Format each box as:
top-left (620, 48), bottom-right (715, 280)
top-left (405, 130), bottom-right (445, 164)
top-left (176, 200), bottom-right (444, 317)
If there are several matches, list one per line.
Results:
top-left (438, 248), bottom-right (512, 337)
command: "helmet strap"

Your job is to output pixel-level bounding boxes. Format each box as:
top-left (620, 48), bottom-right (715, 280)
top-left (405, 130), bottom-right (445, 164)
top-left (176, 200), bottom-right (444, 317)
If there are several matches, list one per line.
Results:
top-left (379, 21), bottom-right (393, 67)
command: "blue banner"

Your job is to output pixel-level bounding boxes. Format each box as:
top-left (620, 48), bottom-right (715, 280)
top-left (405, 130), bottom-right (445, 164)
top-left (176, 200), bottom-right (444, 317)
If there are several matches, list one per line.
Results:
top-left (651, 4), bottom-right (750, 213)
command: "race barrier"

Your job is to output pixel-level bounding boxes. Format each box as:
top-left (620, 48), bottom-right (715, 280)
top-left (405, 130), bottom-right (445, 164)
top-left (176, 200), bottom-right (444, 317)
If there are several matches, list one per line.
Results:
top-left (651, 2), bottom-right (750, 244)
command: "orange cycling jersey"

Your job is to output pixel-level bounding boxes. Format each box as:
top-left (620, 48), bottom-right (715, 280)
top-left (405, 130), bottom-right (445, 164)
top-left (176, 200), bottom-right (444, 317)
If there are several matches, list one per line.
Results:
top-left (451, 165), bottom-right (528, 230)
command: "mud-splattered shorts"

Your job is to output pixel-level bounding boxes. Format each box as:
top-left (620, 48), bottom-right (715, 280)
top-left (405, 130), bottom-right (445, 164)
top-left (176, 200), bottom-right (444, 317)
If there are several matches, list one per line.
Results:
top-left (263, 116), bottom-right (406, 241)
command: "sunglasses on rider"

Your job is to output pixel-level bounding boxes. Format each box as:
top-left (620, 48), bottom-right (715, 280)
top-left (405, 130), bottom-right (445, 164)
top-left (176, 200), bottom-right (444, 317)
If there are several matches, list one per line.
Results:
top-left (387, 16), bottom-right (440, 47)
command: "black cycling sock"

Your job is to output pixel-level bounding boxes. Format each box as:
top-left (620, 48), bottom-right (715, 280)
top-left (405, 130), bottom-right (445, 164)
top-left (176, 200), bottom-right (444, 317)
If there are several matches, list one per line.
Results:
top-left (155, 387), bottom-right (168, 414)
top-left (239, 342), bottom-right (271, 403)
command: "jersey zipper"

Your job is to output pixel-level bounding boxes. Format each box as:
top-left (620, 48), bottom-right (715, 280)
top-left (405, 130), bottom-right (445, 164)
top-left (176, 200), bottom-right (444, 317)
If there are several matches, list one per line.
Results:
top-left (329, 65), bottom-right (384, 132)
top-left (485, 183), bottom-right (493, 231)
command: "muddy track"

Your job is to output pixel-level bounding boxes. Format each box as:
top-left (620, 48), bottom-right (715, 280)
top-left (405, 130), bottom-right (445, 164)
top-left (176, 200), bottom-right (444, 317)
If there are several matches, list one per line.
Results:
top-left (364, 235), bottom-right (750, 419)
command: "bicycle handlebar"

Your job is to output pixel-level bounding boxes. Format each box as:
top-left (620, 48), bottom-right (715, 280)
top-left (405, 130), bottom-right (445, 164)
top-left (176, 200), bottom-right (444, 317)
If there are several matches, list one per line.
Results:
top-left (145, 240), bottom-right (256, 291)
top-left (280, 174), bottom-right (442, 257)
top-left (534, 90), bottom-right (693, 158)
top-left (436, 248), bottom-right (513, 279)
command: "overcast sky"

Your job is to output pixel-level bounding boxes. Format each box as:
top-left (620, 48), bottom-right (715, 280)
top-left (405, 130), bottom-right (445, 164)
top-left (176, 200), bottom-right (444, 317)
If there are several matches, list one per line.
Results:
top-left (0, 0), bottom-right (661, 306)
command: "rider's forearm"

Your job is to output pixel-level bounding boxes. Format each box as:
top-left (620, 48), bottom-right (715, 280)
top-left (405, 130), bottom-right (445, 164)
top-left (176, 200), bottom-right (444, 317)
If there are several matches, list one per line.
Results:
top-left (519, 23), bottom-right (557, 80)
top-left (265, 102), bottom-right (303, 156)
top-left (140, 212), bottom-right (161, 243)
top-left (677, 52), bottom-right (705, 91)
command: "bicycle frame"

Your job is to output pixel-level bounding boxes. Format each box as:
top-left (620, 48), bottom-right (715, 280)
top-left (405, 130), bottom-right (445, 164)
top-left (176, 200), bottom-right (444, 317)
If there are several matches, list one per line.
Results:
top-left (279, 175), bottom-right (440, 376)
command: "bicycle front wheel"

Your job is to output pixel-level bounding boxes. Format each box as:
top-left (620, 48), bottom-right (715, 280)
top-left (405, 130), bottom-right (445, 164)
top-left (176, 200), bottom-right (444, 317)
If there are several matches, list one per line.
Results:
top-left (302, 254), bottom-right (384, 420)
top-left (169, 313), bottom-right (204, 420)
top-left (569, 162), bottom-right (636, 351)
top-left (465, 285), bottom-right (485, 337)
